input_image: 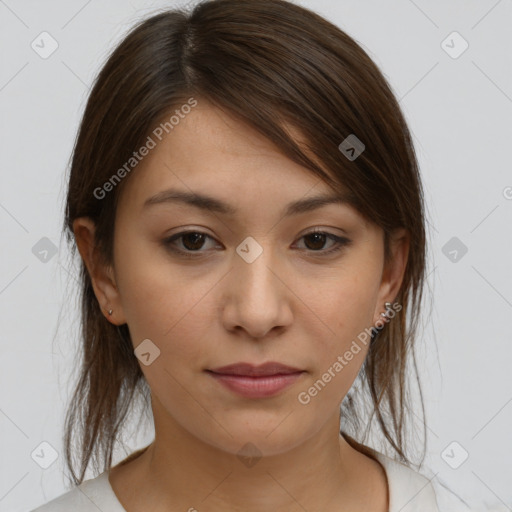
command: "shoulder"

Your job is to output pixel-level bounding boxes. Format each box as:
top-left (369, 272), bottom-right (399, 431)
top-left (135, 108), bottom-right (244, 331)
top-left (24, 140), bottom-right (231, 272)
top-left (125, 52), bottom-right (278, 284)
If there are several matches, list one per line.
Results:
top-left (30, 487), bottom-right (95, 512)
top-left (370, 450), bottom-right (440, 512)
top-left (30, 471), bottom-right (125, 512)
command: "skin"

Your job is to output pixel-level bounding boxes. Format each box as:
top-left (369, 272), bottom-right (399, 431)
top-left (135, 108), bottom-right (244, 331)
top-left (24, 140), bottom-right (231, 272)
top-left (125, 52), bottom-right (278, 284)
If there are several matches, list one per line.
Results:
top-left (74, 98), bottom-right (409, 512)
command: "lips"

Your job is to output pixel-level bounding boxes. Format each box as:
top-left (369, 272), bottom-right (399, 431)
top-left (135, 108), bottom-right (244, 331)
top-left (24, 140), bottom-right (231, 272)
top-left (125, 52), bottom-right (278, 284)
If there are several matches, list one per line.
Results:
top-left (207, 362), bottom-right (303, 377)
top-left (205, 362), bottom-right (305, 398)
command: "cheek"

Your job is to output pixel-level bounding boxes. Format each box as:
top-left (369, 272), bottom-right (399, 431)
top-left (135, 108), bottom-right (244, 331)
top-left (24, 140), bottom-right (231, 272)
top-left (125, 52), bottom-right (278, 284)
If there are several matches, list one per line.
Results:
top-left (114, 240), bottom-right (220, 363)
top-left (303, 267), bottom-right (380, 396)
top-left (315, 269), bottom-right (379, 345)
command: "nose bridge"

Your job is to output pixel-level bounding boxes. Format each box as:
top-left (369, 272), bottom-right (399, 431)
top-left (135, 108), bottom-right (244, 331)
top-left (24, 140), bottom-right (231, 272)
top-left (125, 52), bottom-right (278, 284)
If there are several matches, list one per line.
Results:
top-left (234, 235), bottom-right (281, 303)
top-left (224, 235), bottom-right (291, 337)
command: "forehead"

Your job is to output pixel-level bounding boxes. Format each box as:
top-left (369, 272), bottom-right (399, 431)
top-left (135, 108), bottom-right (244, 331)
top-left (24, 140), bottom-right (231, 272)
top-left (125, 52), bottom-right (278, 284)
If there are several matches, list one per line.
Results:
top-left (119, 101), bottom-right (345, 210)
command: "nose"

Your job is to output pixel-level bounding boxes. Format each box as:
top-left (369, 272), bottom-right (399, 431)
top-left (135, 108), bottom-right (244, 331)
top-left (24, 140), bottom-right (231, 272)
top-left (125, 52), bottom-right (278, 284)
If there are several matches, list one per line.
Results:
top-left (221, 240), bottom-right (293, 340)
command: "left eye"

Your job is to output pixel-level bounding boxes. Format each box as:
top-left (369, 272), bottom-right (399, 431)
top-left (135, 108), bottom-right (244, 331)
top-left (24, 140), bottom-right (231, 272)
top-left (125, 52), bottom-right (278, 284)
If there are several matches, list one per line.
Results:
top-left (163, 230), bottom-right (351, 257)
top-left (296, 231), bottom-right (350, 254)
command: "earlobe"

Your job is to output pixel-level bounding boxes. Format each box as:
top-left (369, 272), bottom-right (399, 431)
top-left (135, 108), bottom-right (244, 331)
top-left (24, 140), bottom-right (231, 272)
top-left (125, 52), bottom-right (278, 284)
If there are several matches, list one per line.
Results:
top-left (72, 217), bottom-right (126, 325)
top-left (373, 228), bottom-right (410, 324)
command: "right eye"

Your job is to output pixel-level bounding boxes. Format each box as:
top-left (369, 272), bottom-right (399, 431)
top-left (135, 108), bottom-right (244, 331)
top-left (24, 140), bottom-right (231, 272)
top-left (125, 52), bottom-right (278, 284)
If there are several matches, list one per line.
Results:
top-left (163, 230), bottom-right (220, 257)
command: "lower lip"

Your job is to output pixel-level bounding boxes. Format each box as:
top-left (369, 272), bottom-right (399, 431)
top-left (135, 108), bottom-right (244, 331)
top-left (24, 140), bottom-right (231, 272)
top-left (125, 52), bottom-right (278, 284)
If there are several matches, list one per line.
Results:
top-left (206, 371), bottom-right (304, 398)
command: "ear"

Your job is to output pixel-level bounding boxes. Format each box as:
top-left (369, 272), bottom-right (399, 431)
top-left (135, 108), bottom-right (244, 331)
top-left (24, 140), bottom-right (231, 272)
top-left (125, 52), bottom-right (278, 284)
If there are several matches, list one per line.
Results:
top-left (372, 228), bottom-right (410, 325)
top-left (72, 217), bottom-right (127, 325)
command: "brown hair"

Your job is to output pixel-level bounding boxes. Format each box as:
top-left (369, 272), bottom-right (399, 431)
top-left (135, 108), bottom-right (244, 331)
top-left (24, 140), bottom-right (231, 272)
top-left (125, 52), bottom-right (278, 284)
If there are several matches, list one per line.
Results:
top-left (62, 0), bottom-right (430, 486)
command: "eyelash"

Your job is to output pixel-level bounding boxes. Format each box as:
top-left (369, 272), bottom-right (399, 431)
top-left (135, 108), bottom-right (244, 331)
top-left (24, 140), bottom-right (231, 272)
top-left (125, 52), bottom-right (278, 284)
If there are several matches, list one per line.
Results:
top-left (162, 229), bottom-right (351, 259)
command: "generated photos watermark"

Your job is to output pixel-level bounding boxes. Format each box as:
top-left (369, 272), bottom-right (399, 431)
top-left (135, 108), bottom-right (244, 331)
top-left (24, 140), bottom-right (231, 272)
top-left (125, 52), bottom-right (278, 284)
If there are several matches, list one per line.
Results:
top-left (93, 97), bottom-right (198, 200)
top-left (297, 301), bottom-right (402, 405)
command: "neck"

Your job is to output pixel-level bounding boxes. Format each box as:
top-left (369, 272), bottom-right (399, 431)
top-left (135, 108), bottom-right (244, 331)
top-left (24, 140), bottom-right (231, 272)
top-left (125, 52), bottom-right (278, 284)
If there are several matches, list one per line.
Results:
top-left (116, 402), bottom-right (385, 511)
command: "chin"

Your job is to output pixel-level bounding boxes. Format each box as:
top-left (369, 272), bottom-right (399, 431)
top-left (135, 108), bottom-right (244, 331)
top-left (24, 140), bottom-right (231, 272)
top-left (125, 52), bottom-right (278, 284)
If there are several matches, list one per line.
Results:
top-left (196, 417), bottom-right (315, 460)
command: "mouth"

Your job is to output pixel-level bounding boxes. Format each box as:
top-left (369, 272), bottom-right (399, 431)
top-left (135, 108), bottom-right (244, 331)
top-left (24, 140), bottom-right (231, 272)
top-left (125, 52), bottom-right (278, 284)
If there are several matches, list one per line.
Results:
top-left (205, 362), bottom-right (305, 398)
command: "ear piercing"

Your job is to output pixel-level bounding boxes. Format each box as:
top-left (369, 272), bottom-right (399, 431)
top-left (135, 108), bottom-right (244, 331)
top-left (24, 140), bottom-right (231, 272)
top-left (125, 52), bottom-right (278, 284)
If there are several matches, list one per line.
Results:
top-left (380, 302), bottom-right (393, 319)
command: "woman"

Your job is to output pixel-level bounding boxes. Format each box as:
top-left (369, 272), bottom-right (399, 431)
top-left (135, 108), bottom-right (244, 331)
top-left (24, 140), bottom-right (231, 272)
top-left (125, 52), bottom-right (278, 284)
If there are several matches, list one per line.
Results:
top-left (33, 0), bottom-right (446, 510)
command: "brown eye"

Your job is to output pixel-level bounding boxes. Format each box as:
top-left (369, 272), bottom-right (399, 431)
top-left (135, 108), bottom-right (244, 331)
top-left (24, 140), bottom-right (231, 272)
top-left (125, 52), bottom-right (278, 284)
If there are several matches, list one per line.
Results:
top-left (303, 232), bottom-right (329, 251)
top-left (297, 230), bottom-right (351, 255)
top-left (180, 232), bottom-right (207, 251)
top-left (163, 231), bottom-right (218, 257)
top-left (163, 229), bottom-right (351, 259)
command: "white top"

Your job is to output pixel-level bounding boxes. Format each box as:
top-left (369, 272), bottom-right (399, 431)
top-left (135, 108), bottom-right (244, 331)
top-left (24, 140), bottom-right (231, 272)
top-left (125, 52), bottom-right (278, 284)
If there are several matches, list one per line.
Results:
top-left (30, 448), bottom-right (450, 512)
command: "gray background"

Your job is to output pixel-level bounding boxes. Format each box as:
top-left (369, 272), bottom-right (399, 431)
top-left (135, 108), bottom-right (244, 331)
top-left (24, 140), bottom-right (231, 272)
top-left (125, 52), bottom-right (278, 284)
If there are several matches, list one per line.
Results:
top-left (1, 0), bottom-right (511, 510)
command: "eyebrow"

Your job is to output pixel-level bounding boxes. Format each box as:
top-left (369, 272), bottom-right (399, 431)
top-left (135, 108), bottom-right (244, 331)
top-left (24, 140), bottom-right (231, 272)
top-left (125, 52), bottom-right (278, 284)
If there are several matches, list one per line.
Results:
top-left (143, 188), bottom-right (351, 217)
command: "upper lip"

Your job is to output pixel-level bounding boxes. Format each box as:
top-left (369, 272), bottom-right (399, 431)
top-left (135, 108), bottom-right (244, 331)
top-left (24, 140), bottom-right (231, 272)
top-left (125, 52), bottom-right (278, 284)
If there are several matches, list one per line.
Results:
top-left (207, 362), bottom-right (303, 377)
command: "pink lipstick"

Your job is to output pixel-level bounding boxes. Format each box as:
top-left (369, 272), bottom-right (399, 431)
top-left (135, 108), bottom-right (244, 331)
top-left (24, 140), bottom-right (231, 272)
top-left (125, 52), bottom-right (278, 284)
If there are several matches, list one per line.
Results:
top-left (206, 362), bottom-right (305, 398)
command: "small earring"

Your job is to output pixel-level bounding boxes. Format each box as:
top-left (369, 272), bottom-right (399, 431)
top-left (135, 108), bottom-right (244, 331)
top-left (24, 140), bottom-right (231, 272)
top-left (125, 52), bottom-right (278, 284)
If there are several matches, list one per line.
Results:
top-left (380, 302), bottom-right (393, 319)
top-left (108, 309), bottom-right (113, 316)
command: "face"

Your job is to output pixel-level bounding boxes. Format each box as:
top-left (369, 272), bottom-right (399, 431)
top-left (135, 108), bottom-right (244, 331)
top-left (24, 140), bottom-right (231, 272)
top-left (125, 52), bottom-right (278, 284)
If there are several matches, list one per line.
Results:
top-left (76, 99), bottom-right (408, 458)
